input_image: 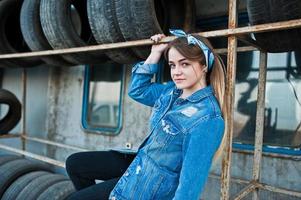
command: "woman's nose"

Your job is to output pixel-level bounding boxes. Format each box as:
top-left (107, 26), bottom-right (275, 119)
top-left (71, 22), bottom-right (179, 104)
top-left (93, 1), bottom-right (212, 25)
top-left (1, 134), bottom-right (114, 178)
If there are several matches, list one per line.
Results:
top-left (173, 66), bottom-right (182, 75)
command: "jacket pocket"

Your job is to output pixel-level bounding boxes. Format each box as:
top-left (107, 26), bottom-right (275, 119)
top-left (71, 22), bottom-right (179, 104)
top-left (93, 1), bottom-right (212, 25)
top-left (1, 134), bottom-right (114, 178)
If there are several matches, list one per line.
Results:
top-left (155, 115), bottom-right (181, 146)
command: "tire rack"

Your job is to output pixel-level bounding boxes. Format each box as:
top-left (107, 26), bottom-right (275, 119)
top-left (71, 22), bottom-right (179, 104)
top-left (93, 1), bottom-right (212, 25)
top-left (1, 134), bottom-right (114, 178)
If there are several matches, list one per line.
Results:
top-left (0, 0), bottom-right (301, 199)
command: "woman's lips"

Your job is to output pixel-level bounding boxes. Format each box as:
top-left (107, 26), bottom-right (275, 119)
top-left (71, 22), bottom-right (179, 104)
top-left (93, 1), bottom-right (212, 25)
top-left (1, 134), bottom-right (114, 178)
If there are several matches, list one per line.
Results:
top-left (174, 79), bottom-right (185, 83)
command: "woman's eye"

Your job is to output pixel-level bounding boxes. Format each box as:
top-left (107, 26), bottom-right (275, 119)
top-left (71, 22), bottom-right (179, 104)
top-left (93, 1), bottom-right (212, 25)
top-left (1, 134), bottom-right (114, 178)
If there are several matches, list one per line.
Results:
top-left (169, 64), bottom-right (175, 69)
top-left (182, 63), bottom-right (189, 67)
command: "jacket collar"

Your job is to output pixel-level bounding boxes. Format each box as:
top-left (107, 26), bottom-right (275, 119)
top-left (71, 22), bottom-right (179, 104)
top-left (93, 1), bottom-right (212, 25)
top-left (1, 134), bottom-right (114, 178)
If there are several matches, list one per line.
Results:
top-left (172, 85), bottom-right (214, 102)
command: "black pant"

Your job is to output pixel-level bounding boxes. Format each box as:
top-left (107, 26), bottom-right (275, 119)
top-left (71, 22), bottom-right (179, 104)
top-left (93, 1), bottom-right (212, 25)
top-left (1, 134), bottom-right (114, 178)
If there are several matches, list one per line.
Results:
top-left (65, 150), bottom-right (136, 200)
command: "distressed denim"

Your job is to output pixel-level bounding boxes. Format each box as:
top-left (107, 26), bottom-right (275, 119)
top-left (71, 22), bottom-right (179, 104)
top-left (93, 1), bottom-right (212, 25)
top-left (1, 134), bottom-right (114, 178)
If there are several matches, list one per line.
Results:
top-left (109, 62), bottom-right (225, 200)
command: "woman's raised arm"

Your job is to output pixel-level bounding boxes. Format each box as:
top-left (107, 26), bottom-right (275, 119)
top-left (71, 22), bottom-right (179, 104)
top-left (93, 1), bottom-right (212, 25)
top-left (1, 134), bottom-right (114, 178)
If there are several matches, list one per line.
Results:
top-left (128, 34), bottom-right (171, 107)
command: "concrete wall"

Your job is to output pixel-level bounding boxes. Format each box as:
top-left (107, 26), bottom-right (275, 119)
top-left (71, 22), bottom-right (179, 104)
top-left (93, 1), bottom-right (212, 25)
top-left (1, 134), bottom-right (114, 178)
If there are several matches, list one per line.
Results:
top-left (202, 152), bottom-right (301, 200)
top-left (44, 65), bottom-right (152, 162)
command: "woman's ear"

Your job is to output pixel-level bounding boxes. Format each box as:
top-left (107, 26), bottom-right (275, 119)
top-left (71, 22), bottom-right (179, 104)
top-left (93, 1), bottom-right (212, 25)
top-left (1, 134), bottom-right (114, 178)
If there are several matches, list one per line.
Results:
top-left (202, 65), bottom-right (208, 73)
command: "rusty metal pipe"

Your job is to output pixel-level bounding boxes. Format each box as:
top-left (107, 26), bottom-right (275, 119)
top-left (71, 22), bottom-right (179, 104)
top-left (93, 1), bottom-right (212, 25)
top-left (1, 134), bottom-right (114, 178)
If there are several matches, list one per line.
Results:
top-left (21, 68), bottom-right (27, 150)
top-left (0, 143), bottom-right (64, 167)
top-left (257, 182), bottom-right (301, 198)
top-left (252, 51), bottom-right (268, 200)
top-left (22, 135), bottom-right (88, 152)
top-left (233, 182), bottom-right (257, 200)
top-left (221, 0), bottom-right (238, 199)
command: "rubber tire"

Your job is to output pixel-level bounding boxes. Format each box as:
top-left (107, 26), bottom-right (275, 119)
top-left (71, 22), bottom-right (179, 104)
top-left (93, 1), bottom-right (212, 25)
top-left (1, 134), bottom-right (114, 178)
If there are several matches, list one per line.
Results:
top-left (115, 0), bottom-right (196, 59)
top-left (0, 0), bottom-right (43, 68)
top-left (0, 155), bottom-right (21, 166)
top-left (115, 0), bottom-right (163, 59)
top-left (15, 173), bottom-right (69, 200)
top-left (161, 0), bottom-right (196, 32)
top-left (247, 0), bottom-right (301, 52)
top-left (87, 0), bottom-right (139, 64)
top-left (1, 171), bottom-right (51, 200)
top-left (40, 0), bottom-right (108, 65)
top-left (0, 89), bottom-right (21, 134)
top-left (20, 0), bottom-right (73, 67)
top-left (37, 180), bottom-right (75, 200)
top-left (0, 159), bottom-right (51, 196)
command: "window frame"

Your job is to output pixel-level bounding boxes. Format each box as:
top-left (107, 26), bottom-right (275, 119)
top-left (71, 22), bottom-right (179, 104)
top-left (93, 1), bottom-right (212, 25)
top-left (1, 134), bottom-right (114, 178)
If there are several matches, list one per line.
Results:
top-left (81, 65), bottom-right (125, 135)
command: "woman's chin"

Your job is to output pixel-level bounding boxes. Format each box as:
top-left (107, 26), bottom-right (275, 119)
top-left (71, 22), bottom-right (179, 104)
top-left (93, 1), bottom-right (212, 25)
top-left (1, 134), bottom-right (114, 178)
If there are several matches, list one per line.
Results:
top-left (175, 84), bottom-right (186, 89)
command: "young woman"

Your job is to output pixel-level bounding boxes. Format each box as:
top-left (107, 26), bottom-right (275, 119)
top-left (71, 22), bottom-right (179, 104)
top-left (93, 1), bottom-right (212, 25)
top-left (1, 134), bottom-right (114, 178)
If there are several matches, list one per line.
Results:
top-left (66, 29), bottom-right (227, 200)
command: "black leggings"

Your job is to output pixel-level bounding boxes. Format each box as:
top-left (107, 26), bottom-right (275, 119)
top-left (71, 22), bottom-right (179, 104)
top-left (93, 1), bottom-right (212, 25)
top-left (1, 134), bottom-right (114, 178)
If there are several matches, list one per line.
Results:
top-left (65, 150), bottom-right (136, 200)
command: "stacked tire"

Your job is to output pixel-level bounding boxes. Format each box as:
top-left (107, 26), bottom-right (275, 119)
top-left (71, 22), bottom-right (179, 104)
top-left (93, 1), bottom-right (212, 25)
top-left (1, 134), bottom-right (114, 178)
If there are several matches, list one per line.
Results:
top-left (0, 155), bottom-right (75, 200)
top-left (247, 0), bottom-right (301, 52)
top-left (0, 89), bottom-right (21, 135)
top-left (0, 0), bottom-right (195, 67)
top-left (87, 0), bottom-right (196, 63)
top-left (0, 0), bottom-right (42, 68)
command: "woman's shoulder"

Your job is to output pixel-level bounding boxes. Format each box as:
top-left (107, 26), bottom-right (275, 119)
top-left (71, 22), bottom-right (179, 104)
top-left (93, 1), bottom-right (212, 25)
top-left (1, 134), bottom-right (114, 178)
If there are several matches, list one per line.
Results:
top-left (157, 81), bottom-right (176, 98)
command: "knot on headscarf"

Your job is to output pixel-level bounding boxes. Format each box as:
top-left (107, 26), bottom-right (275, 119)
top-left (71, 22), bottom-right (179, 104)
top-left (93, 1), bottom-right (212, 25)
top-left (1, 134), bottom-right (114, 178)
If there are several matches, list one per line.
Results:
top-left (169, 29), bottom-right (214, 71)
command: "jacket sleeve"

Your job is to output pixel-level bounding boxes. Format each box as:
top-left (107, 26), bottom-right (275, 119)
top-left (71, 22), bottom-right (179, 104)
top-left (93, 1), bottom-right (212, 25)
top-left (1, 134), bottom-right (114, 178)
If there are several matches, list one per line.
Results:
top-left (173, 117), bottom-right (225, 200)
top-left (128, 61), bottom-right (170, 107)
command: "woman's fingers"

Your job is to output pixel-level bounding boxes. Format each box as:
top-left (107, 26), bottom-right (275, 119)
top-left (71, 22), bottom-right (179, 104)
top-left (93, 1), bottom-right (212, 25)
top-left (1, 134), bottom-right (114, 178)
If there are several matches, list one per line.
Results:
top-left (150, 34), bottom-right (166, 43)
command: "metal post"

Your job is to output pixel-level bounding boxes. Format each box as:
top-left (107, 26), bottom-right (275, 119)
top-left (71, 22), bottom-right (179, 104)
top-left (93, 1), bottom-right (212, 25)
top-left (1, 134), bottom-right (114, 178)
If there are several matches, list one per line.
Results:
top-left (234, 183), bottom-right (257, 200)
top-left (252, 51), bottom-right (268, 200)
top-left (21, 68), bottom-right (27, 150)
top-left (221, 0), bottom-right (238, 199)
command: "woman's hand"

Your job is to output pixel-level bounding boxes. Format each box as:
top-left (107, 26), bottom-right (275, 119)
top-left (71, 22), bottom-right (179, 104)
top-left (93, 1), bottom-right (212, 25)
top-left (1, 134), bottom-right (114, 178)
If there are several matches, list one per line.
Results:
top-left (145, 34), bottom-right (168, 64)
top-left (150, 34), bottom-right (168, 54)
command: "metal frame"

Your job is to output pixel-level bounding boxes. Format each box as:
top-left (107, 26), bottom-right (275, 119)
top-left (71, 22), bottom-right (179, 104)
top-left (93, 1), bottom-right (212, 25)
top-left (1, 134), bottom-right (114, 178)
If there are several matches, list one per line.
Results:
top-left (0, 0), bottom-right (301, 199)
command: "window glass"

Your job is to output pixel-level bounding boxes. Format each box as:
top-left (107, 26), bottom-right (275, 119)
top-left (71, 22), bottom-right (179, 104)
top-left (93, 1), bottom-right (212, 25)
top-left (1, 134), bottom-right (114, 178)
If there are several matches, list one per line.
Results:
top-left (82, 63), bottom-right (124, 134)
top-left (233, 51), bottom-right (301, 149)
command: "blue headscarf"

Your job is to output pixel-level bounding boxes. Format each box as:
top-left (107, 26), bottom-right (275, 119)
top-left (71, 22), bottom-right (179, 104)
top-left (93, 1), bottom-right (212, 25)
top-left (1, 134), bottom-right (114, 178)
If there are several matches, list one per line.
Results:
top-left (169, 29), bottom-right (214, 71)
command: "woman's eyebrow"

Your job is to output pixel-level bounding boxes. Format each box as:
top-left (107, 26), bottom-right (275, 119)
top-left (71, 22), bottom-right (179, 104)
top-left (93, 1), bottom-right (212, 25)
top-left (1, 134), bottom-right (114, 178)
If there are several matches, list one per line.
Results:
top-left (169, 58), bottom-right (187, 63)
top-left (179, 58), bottom-right (188, 62)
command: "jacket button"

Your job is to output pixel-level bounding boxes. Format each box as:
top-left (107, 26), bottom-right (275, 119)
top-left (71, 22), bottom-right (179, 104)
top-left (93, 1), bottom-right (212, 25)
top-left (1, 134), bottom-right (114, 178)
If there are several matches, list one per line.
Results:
top-left (111, 197), bottom-right (116, 200)
top-left (124, 172), bottom-right (129, 176)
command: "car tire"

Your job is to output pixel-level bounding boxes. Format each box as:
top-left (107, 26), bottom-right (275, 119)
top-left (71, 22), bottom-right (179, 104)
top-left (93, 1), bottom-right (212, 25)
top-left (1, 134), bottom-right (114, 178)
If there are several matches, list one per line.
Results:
top-left (15, 173), bottom-right (68, 200)
top-left (1, 171), bottom-right (51, 200)
top-left (0, 155), bottom-right (21, 166)
top-left (0, 0), bottom-right (43, 68)
top-left (87, 0), bottom-right (139, 64)
top-left (37, 180), bottom-right (75, 200)
top-left (20, 0), bottom-right (74, 67)
top-left (0, 159), bottom-right (51, 196)
top-left (0, 89), bottom-right (21, 134)
top-left (39, 0), bottom-right (108, 65)
top-left (115, 0), bottom-right (196, 59)
top-left (247, 0), bottom-right (301, 52)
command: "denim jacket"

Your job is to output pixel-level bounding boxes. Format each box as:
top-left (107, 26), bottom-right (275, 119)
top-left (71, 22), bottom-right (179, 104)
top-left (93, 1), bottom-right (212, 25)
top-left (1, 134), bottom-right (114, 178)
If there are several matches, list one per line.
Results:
top-left (109, 62), bottom-right (225, 200)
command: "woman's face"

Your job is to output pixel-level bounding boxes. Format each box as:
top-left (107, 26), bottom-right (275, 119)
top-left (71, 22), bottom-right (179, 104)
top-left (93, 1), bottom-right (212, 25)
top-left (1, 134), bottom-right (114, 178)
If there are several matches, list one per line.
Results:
top-left (168, 47), bottom-right (206, 94)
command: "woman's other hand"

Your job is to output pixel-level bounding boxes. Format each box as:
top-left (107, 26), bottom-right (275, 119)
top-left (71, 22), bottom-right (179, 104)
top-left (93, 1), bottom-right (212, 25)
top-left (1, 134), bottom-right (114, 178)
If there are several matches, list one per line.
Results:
top-left (145, 34), bottom-right (168, 64)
